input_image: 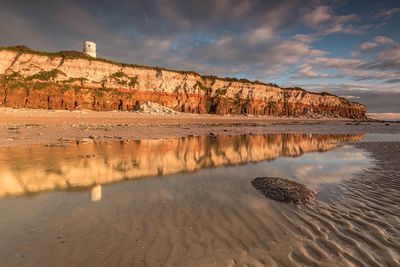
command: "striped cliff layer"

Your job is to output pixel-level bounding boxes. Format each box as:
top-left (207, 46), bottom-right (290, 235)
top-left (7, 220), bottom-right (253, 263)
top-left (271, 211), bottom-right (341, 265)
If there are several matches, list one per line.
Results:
top-left (0, 46), bottom-right (366, 119)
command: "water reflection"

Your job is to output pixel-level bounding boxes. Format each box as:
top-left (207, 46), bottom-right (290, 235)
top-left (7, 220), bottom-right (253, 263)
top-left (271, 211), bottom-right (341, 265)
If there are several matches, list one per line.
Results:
top-left (0, 133), bottom-right (363, 198)
top-left (90, 185), bottom-right (102, 202)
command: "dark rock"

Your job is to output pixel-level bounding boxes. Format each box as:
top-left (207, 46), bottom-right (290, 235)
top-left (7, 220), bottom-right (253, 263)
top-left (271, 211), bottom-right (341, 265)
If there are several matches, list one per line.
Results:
top-left (207, 132), bottom-right (217, 138)
top-left (251, 177), bottom-right (315, 204)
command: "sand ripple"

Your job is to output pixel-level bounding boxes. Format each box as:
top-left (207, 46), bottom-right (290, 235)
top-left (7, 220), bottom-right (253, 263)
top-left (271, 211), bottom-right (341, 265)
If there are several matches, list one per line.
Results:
top-left (0, 142), bottom-right (399, 266)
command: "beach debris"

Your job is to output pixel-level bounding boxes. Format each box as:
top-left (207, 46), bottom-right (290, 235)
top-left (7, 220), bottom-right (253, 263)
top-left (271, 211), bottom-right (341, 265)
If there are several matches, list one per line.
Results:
top-left (134, 101), bottom-right (179, 115)
top-left (251, 177), bottom-right (315, 204)
top-left (76, 137), bottom-right (94, 144)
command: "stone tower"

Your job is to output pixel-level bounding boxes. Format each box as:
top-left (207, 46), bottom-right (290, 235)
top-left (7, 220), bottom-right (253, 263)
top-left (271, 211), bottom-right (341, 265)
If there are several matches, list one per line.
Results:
top-left (83, 41), bottom-right (96, 58)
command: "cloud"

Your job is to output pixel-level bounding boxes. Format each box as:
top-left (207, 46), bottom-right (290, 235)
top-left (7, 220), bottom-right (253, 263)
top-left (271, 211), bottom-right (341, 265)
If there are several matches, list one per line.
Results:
top-left (302, 5), bottom-right (361, 36)
top-left (360, 36), bottom-right (395, 51)
top-left (360, 42), bottom-right (379, 51)
top-left (364, 44), bottom-right (400, 71)
top-left (367, 113), bottom-right (400, 121)
top-left (0, 0), bottom-right (399, 114)
top-left (385, 78), bottom-right (400, 83)
top-left (293, 35), bottom-right (400, 83)
top-left (339, 95), bottom-right (360, 99)
top-left (293, 34), bottom-right (316, 44)
top-left (375, 8), bottom-right (400, 19)
top-left (293, 64), bottom-right (334, 79)
top-left (374, 36), bottom-right (395, 45)
top-left (303, 6), bottom-right (333, 26)
top-left (248, 26), bottom-right (274, 44)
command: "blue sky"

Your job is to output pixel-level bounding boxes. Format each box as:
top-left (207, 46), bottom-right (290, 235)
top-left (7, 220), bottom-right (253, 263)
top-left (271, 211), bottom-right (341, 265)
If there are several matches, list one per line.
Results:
top-left (0, 0), bottom-right (399, 115)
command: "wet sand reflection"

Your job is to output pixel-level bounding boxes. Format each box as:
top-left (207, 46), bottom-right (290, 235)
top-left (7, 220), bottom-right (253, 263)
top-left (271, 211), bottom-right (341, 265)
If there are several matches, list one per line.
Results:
top-left (0, 133), bottom-right (363, 198)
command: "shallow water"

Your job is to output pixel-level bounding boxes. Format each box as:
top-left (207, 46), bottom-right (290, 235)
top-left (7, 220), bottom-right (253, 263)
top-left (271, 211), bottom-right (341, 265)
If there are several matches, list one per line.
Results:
top-left (0, 133), bottom-right (399, 266)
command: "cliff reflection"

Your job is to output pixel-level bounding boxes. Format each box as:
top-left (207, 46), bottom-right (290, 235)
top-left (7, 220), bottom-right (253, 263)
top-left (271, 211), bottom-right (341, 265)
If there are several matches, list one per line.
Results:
top-left (0, 133), bottom-right (363, 198)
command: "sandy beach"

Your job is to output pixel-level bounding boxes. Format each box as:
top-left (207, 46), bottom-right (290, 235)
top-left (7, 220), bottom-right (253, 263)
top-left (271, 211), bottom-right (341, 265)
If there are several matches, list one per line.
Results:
top-left (0, 108), bottom-right (400, 266)
top-left (1, 108), bottom-right (399, 147)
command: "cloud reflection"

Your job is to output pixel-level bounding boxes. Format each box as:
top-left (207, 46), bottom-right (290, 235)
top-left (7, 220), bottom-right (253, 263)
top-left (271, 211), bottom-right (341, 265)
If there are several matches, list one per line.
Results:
top-left (0, 133), bottom-right (363, 198)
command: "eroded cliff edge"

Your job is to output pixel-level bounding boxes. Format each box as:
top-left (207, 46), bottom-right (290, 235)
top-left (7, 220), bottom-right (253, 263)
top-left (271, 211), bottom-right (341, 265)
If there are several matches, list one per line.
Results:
top-left (0, 46), bottom-right (366, 119)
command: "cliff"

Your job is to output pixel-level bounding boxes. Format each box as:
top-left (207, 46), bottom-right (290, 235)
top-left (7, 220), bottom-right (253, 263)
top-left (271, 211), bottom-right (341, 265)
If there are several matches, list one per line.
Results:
top-left (0, 46), bottom-right (366, 119)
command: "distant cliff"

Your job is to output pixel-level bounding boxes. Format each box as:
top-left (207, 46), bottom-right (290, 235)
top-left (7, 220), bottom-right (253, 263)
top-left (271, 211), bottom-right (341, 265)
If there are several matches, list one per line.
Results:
top-left (0, 46), bottom-right (366, 119)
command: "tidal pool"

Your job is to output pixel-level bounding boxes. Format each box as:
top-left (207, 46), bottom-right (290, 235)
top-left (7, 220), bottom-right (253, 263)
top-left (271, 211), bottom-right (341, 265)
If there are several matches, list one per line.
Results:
top-left (2, 133), bottom-right (397, 266)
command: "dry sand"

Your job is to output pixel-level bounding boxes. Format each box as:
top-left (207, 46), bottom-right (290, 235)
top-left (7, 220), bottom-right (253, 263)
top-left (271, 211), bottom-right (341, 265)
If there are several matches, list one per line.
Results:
top-left (1, 108), bottom-right (399, 147)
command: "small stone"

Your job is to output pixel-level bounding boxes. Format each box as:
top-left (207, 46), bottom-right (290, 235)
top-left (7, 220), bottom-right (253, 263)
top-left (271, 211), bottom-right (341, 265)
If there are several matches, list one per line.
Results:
top-left (207, 132), bottom-right (217, 138)
top-left (86, 154), bottom-right (96, 158)
top-left (45, 143), bottom-right (67, 147)
top-left (78, 138), bottom-right (94, 143)
top-left (251, 177), bottom-right (315, 204)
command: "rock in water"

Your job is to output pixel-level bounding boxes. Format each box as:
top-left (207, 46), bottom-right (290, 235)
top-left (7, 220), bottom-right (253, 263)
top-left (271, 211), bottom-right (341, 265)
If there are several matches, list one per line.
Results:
top-left (251, 177), bottom-right (315, 204)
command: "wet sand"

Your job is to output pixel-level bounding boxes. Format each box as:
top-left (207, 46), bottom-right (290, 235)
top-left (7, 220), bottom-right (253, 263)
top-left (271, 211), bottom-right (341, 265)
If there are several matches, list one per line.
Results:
top-left (0, 138), bottom-right (398, 266)
top-left (1, 108), bottom-right (399, 147)
top-left (0, 109), bottom-right (400, 266)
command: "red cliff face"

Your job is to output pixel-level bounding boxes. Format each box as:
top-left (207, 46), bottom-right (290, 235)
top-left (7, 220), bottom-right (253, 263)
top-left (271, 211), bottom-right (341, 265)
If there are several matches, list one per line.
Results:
top-left (0, 47), bottom-right (367, 119)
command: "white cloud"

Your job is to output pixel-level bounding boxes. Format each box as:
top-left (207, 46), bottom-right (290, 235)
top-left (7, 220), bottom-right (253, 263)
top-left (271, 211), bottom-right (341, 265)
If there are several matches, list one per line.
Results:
top-left (294, 64), bottom-right (333, 79)
top-left (248, 26), bottom-right (274, 44)
top-left (303, 6), bottom-right (332, 26)
top-left (367, 113), bottom-right (400, 121)
top-left (339, 95), bottom-right (360, 99)
top-left (302, 6), bottom-right (361, 36)
top-left (360, 42), bottom-right (379, 51)
top-left (374, 36), bottom-right (395, 45)
top-left (293, 34), bottom-right (316, 44)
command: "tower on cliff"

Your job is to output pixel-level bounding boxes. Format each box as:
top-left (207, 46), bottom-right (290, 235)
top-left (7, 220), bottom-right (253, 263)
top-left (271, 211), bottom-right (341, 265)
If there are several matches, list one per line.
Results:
top-left (83, 41), bottom-right (96, 58)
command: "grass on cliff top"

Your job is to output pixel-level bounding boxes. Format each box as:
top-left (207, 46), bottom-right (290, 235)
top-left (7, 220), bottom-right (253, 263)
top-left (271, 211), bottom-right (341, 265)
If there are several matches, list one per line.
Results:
top-left (0, 45), bottom-right (199, 76)
top-left (0, 45), bottom-right (360, 105)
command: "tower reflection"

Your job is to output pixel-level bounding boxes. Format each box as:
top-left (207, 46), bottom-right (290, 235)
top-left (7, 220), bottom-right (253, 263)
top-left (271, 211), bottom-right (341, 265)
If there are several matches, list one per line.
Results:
top-left (0, 133), bottom-right (363, 199)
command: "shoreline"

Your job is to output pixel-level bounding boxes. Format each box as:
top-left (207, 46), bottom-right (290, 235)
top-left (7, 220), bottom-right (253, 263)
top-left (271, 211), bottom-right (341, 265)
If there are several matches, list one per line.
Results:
top-left (1, 108), bottom-right (399, 147)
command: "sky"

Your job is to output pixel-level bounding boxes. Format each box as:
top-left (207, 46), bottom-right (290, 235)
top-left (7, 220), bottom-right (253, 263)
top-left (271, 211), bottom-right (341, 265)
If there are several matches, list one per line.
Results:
top-left (0, 0), bottom-right (399, 115)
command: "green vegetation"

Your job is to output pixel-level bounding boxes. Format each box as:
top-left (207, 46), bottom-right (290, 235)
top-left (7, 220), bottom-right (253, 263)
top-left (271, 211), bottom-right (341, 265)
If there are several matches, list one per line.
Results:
top-left (94, 87), bottom-right (109, 97)
top-left (320, 91), bottom-right (336, 97)
top-left (7, 80), bottom-right (26, 90)
top-left (0, 45), bottom-right (353, 103)
top-left (73, 85), bottom-right (82, 92)
top-left (215, 88), bottom-right (227, 96)
top-left (111, 71), bottom-right (126, 79)
top-left (129, 77), bottom-right (138, 87)
top-left (27, 69), bottom-right (66, 81)
top-left (110, 71), bottom-right (138, 87)
top-left (196, 81), bottom-right (209, 92)
top-left (6, 71), bottom-right (24, 80)
top-left (0, 45), bottom-right (199, 76)
top-left (33, 82), bottom-right (53, 90)
top-left (61, 84), bottom-right (72, 92)
top-left (63, 77), bottom-right (87, 84)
